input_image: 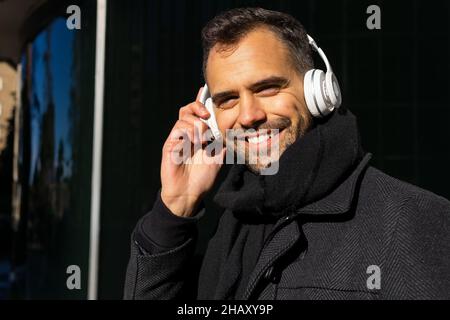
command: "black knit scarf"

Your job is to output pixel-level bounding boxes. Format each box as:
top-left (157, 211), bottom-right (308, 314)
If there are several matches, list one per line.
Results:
top-left (211, 108), bottom-right (365, 299)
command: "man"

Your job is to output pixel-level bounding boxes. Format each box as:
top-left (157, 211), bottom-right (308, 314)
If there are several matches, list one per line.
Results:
top-left (124, 8), bottom-right (450, 300)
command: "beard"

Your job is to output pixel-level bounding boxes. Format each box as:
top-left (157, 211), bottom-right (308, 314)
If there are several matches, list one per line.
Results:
top-left (226, 116), bottom-right (309, 174)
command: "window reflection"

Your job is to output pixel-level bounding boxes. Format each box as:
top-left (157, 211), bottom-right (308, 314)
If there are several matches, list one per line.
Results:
top-left (15, 12), bottom-right (96, 299)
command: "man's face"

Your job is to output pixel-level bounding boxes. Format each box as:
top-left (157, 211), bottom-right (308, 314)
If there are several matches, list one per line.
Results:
top-left (206, 27), bottom-right (312, 173)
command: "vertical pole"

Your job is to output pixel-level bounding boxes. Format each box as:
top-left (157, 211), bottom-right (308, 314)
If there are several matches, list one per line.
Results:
top-left (88, 0), bottom-right (107, 300)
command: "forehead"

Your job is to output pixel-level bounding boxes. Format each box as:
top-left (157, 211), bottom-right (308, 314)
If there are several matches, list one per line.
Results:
top-left (205, 28), bottom-right (293, 90)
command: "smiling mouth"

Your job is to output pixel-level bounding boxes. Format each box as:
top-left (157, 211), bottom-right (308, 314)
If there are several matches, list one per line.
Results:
top-left (244, 128), bottom-right (283, 148)
top-left (246, 130), bottom-right (272, 144)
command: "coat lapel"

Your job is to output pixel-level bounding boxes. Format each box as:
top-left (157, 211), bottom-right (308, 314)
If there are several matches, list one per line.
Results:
top-left (242, 219), bottom-right (301, 299)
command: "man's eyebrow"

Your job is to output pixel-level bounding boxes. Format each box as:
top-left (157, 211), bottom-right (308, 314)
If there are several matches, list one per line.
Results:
top-left (211, 90), bottom-right (237, 104)
top-left (248, 76), bottom-right (290, 91)
top-left (211, 76), bottom-right (290, 103)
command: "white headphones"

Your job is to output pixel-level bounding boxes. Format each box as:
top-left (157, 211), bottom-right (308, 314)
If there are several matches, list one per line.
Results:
top-left (199, 85), bottom-right (222, 140)
top-left (303, 34), bottom-right (342, 118)
top-left (200, 34), bottom-right (342, 139)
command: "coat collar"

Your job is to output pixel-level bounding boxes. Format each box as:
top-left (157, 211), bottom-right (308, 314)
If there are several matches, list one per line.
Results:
top-left (296, 153), bottom-right (372, 215)
top-left (214, 109), bottom-right (366, 218)
top-left (241, 153), bottom-right (372, 299)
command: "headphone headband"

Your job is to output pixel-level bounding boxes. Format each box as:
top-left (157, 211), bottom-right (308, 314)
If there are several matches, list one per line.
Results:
top-left (307, 34), bottom-right (332, 74)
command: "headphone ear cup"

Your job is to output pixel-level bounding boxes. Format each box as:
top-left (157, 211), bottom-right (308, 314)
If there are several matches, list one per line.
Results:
top-left (325, 72), bottom-right (342, 108)
top-left (312, 69), bottom-right (330, 117)
top-left (303, 69), bottom-right (321, 118)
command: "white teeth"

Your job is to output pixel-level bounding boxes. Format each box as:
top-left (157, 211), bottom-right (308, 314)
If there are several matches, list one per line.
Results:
top-left (248, 133), bottom-right (270, 144)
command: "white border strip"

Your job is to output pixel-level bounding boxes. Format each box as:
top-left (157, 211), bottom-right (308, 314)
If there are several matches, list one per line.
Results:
top-left (88, 0), bottom-right (107, 300)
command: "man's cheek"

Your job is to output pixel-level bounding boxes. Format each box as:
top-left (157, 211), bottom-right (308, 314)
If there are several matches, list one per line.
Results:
top-left (267, 93), bottom-right (297, 114)
top-left (216, 112), bottom-right (236, 134)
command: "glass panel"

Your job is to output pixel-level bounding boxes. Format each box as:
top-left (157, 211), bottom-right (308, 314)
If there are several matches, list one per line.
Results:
top-left (12, 2), bottom-right (96, 299)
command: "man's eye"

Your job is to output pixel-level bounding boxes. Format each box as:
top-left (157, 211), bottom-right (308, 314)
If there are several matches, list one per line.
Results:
top-left (257, 86), bottom-right (280, 96)
top-left (218, 97), bottom-right (237, 109)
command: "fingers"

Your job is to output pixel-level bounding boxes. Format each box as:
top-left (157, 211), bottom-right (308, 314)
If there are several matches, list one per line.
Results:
top-left (179, 101), bottom-right (210, 120)
top-left (163, 93), bottom-right (215, 164)
top-left (179, 113), bottom-right (208, 133)
top-left (163, 118), bottom-right (225, 166)
top-left (168, 120), bottom-right (192, 141)
top-left (164, 123), bottom-right (193, 165)
top-left (167, 118), bottom-right (209, 146)
top-left (176, 100), bottom-right (211, 146)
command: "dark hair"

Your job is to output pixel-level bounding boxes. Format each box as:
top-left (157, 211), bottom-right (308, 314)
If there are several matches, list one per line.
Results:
top-left (201, 7), bottom-right (314, 79)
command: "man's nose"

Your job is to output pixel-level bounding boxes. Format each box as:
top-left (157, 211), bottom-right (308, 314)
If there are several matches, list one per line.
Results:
top-left (236, 94), bottom-right (267, 129)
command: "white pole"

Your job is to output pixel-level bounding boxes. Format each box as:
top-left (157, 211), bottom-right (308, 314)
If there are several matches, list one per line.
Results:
top-left (88, 0), bottom-right (107, 300)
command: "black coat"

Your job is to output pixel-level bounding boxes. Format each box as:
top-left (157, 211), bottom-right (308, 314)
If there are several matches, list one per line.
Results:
top-left (124, 153), bottom-right (450, 300)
